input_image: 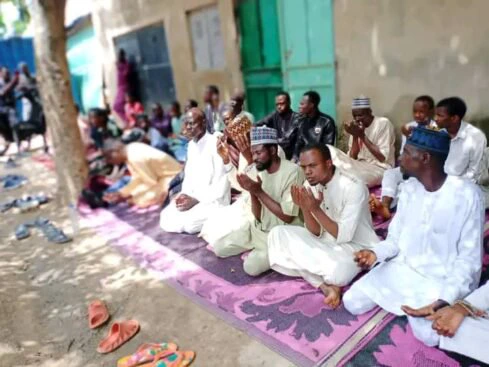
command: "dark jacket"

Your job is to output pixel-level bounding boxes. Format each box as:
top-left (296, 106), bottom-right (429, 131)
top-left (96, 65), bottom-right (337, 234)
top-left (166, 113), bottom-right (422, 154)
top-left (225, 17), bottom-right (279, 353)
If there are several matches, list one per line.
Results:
top-left (294, 111), bottom-right (336, 160)
top-left (257, 109), bottom-right (300, 160)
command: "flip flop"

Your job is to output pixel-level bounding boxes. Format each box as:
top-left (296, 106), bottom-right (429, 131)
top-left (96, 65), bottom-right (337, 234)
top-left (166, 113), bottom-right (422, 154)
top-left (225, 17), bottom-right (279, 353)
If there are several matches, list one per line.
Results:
top-left (88, 300), bottom-right (110, 329)
top-left (97, 320), bottom-right (140, 354)
top-left (140, 350), bottom-right (195, 367)
top-left (117, 343), bottom-right (178, 367)
top-left (15, 224), bottom-right (30, 240)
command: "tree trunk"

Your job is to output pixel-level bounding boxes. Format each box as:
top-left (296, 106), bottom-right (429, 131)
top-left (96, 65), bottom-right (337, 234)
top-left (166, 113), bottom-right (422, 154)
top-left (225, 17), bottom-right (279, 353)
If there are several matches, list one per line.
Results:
top-left (30, 0), bottom-right (88, 205)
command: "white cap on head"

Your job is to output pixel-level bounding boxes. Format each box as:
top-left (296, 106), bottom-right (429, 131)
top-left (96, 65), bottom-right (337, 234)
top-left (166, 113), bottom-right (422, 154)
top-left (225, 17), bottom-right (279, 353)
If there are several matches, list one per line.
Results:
top-left (352, 96), bottom-right (371, 110)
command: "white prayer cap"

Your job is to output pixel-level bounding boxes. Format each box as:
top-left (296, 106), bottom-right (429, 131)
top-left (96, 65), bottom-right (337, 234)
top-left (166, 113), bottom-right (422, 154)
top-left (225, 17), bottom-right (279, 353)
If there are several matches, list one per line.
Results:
top-left (352, 96), bottom-right (371, 110)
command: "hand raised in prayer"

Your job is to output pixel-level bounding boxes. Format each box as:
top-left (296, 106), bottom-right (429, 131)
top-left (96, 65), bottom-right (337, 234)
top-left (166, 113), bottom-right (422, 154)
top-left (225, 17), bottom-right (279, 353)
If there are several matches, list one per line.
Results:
top-left (236, 173), bottom-right (262, 195)
top-left (291, 185), bottom-right (302, 207)
top-left (299, 187), bottom-right (323, 211)
top-left (343, 120), bottom-right (355, 135)
top-left (426, 304), bottom-right (467, 337)
top-left (401, 300), bottom-right (449, 318)
top-left (354, 250), bottom-right (377, 270)
top-left (346, 121), bottom-right (365, 138)
top-left (216, 136), bottom-right (230, 165)
top-left (234, 134), bottom-right (253, 164)
top-left (175, 194), bottom-right (199, 212)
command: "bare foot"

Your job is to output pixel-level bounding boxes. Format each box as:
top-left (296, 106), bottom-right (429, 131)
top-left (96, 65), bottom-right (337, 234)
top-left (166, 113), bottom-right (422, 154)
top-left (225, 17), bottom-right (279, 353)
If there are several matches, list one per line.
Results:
top-left (369, 194), bottom-right (391, 220)
top-left (319, 284), bottom-right (342, 309)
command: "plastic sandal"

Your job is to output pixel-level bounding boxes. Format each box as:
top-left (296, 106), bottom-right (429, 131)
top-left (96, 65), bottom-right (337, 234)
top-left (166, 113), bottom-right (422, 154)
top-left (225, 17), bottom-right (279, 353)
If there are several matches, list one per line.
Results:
top-left (15, 224), bottom-right (30, 240)
top-left (88, 300), bottom-right (110, 329)
top-left (36, 220), bottom-right (72, 244)
top-left (145, 350), bottom-right (195, 367)
top-left (97, 320), bottom-right (140, 354)
top-left (118, 343), bottom-right (178, 367)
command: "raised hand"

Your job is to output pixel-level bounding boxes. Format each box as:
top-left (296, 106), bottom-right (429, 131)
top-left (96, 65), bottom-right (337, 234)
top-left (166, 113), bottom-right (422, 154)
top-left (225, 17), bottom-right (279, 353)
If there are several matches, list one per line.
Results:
top-left (237, 173), bottom-right (262, 194)
top-left (300, 187), bottom-right (323, 211)
top-left (216, 136), bottom-right (230, 164)
top-left (291, 185), bottom-right (302, 207)
top-left (354, 250), bottom-right (377, 269)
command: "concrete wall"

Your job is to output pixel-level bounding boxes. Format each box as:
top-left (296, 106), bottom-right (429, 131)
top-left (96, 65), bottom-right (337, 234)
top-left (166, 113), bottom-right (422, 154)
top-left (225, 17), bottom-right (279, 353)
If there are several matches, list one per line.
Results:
top-left (91, 0), bottom-right (243, 109)
top-left (334, 0), bottom-right (489, 144)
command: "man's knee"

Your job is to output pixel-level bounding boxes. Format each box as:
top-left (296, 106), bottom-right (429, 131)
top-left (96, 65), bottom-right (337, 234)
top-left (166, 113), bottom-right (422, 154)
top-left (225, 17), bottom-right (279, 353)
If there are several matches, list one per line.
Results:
top-left (243, 251), bottom-right (270, 277)
top-left (343, 288), bottom-right (375, 315)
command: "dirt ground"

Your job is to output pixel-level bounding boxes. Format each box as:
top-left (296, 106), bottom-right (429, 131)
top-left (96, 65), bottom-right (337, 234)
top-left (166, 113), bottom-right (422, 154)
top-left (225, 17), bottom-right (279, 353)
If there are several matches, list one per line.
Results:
top-left (0, 147), bottom-right (293, 367)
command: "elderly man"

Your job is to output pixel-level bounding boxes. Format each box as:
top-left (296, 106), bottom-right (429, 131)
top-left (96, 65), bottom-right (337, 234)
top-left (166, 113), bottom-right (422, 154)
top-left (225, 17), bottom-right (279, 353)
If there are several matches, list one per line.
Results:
top-left (210, 127), bottom-right (304, 276)
top-left (103, 140), bottom-right (181, 208)
top-left (329, 97), bottom-right (395, 187)
top-left (344, 127), bottom-right (484, 347)
top-left (160, 108), bottom-right (230, 234)
top-left (434, 97), bottom-right (489, 207)
top-left (257, 91), bottom-right (299, 159)
top-left (293, 91), bottom-right (336, 160)
top-left (268, 143), bottom-right (380, 308)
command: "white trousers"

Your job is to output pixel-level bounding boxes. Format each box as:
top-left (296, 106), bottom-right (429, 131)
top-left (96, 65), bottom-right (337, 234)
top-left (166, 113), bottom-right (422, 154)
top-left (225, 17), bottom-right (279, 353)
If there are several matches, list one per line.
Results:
top-left (380, 167), bottom-right (404, 208)
top-left (268, 226), bottom-right (363, 287)
top-left (160, 201), bottom-right (218, 234)
top-left (343, 286), bottom-right (440, 346)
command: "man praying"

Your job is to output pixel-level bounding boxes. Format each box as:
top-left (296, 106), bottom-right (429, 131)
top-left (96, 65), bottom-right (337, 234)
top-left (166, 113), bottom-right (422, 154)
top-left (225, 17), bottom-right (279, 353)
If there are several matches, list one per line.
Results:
top-left (211, 127), bottom-right (304, 276)
top-left (329, 96), bottom-right (395, 187)
top-left (268, 144), bottom-right (379, 308)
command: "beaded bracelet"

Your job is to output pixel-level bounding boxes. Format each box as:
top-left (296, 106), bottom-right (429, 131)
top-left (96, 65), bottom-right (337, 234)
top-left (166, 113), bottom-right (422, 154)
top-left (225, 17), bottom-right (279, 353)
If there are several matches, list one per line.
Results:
top-left (454, 300), bottom-right (488, 319)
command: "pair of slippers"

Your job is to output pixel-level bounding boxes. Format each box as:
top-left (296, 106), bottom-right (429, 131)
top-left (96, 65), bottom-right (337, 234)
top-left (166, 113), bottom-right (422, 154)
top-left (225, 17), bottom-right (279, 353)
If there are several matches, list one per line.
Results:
top-left (117, 342), bottom-right (195, 367)
top-left (88, 300), bottom-right (140, 354)
top-left (1, 193), bottom-right (49, 213)
top-left (15, 217), bottom-right (71, 243)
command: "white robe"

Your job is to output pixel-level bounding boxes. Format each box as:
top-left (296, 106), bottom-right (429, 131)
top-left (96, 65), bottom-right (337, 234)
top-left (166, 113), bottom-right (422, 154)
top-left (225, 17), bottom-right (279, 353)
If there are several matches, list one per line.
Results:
top-left (344, 176), bottom-right (484, 346)
top-left (268, 169), bottom-right (380, 287)
top-left (160, 132), bottom-right (230, 234)
top-left (329, 116), bottom-right (396, 187)
top-left (439, 281), bottom-right (489, 363)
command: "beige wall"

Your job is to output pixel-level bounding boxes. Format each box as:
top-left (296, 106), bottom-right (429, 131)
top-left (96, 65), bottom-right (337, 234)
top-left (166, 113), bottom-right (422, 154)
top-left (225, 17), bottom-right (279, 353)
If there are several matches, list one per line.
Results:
top-left (334, 0), bottom-right (489, 145)
top-left (91, 0), bottom-right (243, 110)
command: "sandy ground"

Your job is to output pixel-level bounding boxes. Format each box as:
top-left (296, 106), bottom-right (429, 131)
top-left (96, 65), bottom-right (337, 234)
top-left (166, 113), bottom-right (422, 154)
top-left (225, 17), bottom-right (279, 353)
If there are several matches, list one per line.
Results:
top-left (0, 147), bottom-right (293, 366)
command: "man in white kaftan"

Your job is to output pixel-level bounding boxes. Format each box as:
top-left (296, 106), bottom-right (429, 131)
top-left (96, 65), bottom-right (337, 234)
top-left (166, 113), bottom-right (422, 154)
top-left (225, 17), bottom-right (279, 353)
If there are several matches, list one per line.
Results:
top-left (160, 108), bottom-right (230, 234)
top-left (210, 127), bottom-right (304, 276)
top-left (328, 97), bottom-right (395, 187)
top-left (435, 97), bottom-right (489, 208)
top-left (344, 127), bottom-right (484, 347)
top-left (268, 144), bottom-right (379, 307)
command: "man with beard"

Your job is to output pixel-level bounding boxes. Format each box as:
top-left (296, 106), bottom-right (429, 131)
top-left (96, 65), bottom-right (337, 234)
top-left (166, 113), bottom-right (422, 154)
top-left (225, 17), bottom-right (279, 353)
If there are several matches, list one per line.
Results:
top-left (267, 144), bottom-right (379, 308)
top-left (159, 108), bottom-right (230, 233)
top-left (293, 91), bottom-right (336, 160)
top-left (344, 127), bottom-right (484, 347)
top-left (257, 91), bottom-right (299, 159)
top-left (211, 126), bottom-right (304, 276)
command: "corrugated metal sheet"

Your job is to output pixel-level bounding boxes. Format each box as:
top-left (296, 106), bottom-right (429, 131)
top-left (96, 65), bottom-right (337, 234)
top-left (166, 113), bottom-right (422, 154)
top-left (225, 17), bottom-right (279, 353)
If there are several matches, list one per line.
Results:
top-left (0, 37), bottom-right (35, 73)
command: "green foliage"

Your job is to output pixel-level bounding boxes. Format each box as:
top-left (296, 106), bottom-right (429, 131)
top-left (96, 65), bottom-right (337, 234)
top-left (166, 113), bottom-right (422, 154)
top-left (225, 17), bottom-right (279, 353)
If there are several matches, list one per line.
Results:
top-left (0, 0), bottom-right (30, 36)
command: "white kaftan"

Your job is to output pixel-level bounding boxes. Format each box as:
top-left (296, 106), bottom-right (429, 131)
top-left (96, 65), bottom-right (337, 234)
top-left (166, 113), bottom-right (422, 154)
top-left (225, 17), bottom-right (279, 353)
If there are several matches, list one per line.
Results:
top-left (344, 176), bottom-right (484, 346)
top-left (329, 116), bottom-right (396, 187)
top-left (440, 281), bottom-right (489, 363)
top-left (160, 132), bottom-right (230, 234)
top-left (445, 121), bottom-right (489, 207)
top-left (268, 169), bottom-right (380, 287)
top-left (211, 159), bottom-right (304, 276)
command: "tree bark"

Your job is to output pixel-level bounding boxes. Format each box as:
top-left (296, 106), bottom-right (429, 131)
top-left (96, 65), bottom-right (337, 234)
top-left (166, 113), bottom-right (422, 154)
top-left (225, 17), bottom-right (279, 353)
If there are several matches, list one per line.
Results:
top-left (30, 0), bottom-right (88, 205)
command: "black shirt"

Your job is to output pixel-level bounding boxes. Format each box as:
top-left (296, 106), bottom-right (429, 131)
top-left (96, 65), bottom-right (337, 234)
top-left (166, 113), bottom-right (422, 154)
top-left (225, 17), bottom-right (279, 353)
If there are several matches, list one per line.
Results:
top-left (294, 111), bottom-right (336, 159)
top-left (257, 109), bottom-right (299, 159)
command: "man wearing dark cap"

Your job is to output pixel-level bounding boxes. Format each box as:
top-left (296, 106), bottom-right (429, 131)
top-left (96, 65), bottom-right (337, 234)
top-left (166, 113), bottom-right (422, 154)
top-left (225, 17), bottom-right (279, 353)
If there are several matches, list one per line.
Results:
top-left (344, 127), bottom-right (484, 347)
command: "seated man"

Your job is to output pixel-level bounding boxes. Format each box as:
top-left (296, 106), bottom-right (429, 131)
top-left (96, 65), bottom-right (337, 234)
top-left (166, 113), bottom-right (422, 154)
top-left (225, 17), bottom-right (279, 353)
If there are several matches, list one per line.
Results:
top-left (268, 144), bottom-right (380, 308)
top-left (435, 97), bottom-right (489, 207)
top-left (370, 95), bottom-right (437, 219)
top-left (293, 91), bottom-right (336, 160)
top-left (344, 127), bottom-right (484, 347)
top-left (257, 91), bottom-right (299, 159)
top-left (421, 281), bottom-right (489, 364)
top-left (103, 140), bottom-right (181, 208)
top-left (329, 96), bottom-right (395, 187)
top-left (160, 108), bottom-right (230, 234)
top-left (211, 127), bottom-right (304, 276)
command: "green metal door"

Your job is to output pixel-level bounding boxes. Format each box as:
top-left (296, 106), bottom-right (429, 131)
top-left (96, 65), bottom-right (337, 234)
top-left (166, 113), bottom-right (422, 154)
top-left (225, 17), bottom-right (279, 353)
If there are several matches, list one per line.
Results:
top-left (238, 0), bottom-right (282, 121)
top-left (277, 0), bottom-right (336, 120)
